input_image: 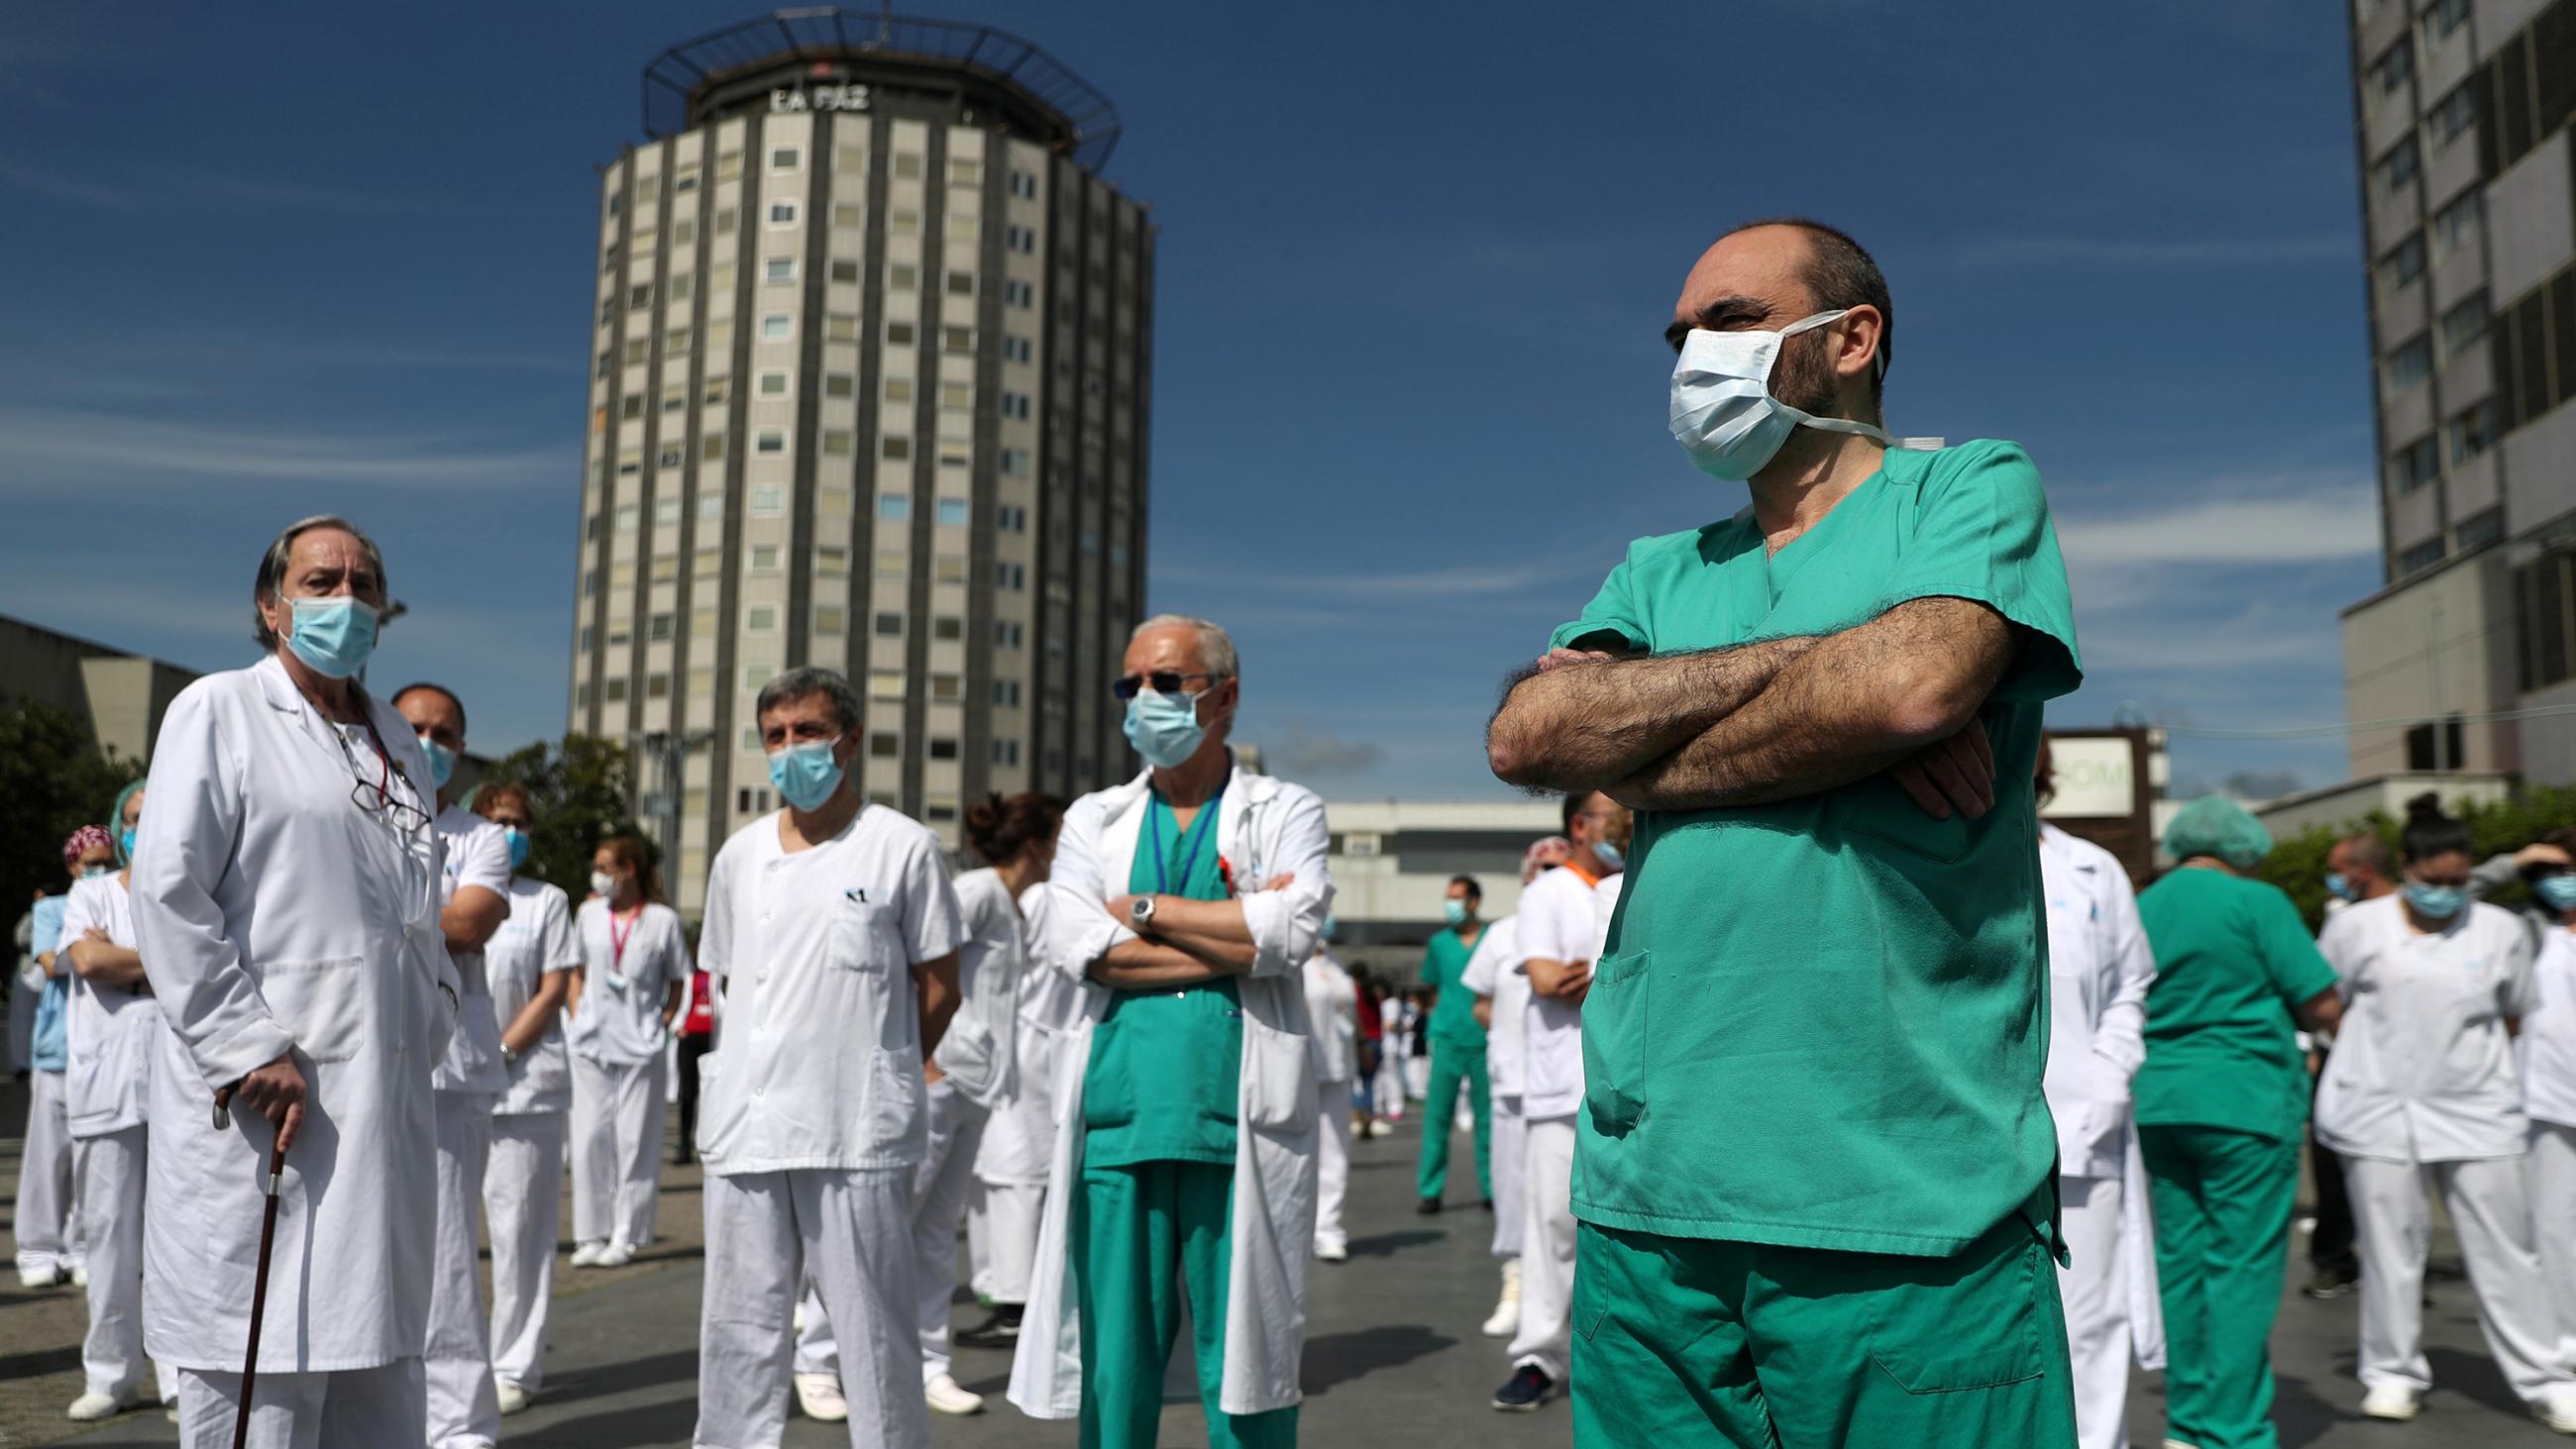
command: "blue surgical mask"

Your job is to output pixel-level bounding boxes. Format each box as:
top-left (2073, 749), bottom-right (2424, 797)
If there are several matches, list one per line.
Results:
top-left (79, 865), bottom-right (109, 880)
top-left (503, 826), bottom-right (531, 872)
top-left (1669, 310), bottom-right (1895, 481)
top-left (1123, 689), bottom-right (1207, 771)
top-left (417, 735), bottom-right (458, 790)
top-left (282, 596), bottom-right (378, 679)
top-left (2538, 875), bottom-right (2576, 913)
top-left (767, 737), bottom-right (846, 812)
top-left (119, 827), bottom-right (137, 860)
top-left (2404, 880), bottom-right (2466, 921)
top-left (1322, 912), bottom-right (1339, 941)
top-left (1443, 898), bottom-right (1469, 927)
top-left (2324, 873), bottom-right (2356, 902)
top-left (1595, 840), bottom-right (1625, 872)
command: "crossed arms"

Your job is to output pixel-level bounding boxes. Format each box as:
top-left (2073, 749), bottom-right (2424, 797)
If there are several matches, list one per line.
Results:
top-left (1486, 596), bottom-right (2013, 816)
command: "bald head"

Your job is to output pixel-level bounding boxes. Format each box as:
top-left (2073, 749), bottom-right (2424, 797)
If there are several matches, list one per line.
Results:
top-left (1665, 218), bottom-right (1892, 424)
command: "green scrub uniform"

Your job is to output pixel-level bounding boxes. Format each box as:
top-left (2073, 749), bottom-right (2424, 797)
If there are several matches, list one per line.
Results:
top-left (1074, 788), bottom-right (1293, 1449)
top-left (1414, 924), bottom-right (1492, 1201)
top-left (2133, 867), bottom-right (2337, 1449)
top-left (1550, 440), bottom-right (2083, 1445)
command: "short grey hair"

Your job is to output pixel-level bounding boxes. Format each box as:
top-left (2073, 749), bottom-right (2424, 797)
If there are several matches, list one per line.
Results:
top-left (1130, 614), bottom-right (1238, 679)
top-left (755, 665), bottom-right (863, 735)
top-left (253, 515), bottom-right (387, 651)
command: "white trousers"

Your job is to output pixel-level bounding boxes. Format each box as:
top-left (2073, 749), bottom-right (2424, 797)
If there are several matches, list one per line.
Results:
top-left (571, 1052), bottom-right (664, 1249)
top-left (2345, 1153), bottom-right (2574, 1401)
top-left (1373, 1047), bottom-right (1407, 1121)
top-left (1508, 1114), bottom-right (1577, 1381)
top-left (7, 971), bottom-right (34, 1075)
top-left (2057, 1173), bottom-right (2131, 1449)
top-left (979, 1182), bottom-right (1045, 1305)
top-left (796, 1280), bottom-right (836, 1376)
top-left (1404, 1053), bottom-right (1432, 1101)
top-left (909, 1079), bottom-right (990, 1380)
top-left (483, 1110), bottom-right (565, 1394)
top-left (1315, 1078), bottom-right (1352, 1255)
top-left (425, 1091), bottom-right (499, 1449)
top-left (14, 1067), bottom-right (81, 1270)
top-left (1489, 1094), bottom-right (1525, 1260)
top-left (2532, 1122), bottom-right (2576, 1369)
top-left (695, 1166), bottom-right (925, 1449)
top-left (173, 1358), bottom-right (423, 1449)
top-left (77, 1122), bottom-right (169, 1400)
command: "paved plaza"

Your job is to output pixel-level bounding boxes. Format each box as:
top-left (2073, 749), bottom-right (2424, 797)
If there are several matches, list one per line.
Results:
top-left (1, 1077), bottom-right (2561, 1448)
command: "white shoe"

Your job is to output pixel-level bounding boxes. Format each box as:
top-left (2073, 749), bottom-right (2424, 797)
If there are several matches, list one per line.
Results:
top-left (67, 1391), bottom-right (131, 1421)
top-left (570, 1241), bottom-right (604, 1268)
top-left (494, 1381), bottom-right (530, 1416)
top-left (795, 1372), bottom-right (848, 1422)
top-left (67, 1262), bottom-right (88, 1288)
top-left (1366, 1120), bottom-right (1394, 1138)
top-left (793, 1300), bottom-right (806, 1334)
top-left (594, 1242), bottom-right (634, 1268)
top-left (2536, 1390), bottom-right (2576, 1434)
top-left (18, 1263), bottom-right (61, 1289)
top-left (1482, 1258), bottom-right (1523, 1338)
top-left (2361, 1384), bottom-right (2421, 1421)
top-left (924, 1372), bottom-right (985, 1415)
top-left (1315, 1238), bottom-right (1348, 1263)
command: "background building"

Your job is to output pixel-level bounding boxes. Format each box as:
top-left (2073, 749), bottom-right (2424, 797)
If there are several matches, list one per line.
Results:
top-left (2340, 0), bottom-right (2575, 781)
top-left (567, 10), bottom-right (1153, 907)
top-left (0, 612), bottom-right (198, 765)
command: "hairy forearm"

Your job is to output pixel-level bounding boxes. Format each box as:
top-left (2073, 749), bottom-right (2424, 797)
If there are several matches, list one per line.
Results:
top-left (441, 889), bottom-right (507, 955)
top-left (499, 974), bottom-right (569, 1055)
top-left (1147, 896), bottom-right (1257, 969)
top-left (1607, 598), bottom-right (2009, 813)
top-left (1487, 640), bottom-right (1815, 792)
top-left (1526, 957), bottom-right (1590, 998)
top-left (1088, 936), bottom-right (1235, 988)
top-left (913, 956), bottom-right (960, 1058)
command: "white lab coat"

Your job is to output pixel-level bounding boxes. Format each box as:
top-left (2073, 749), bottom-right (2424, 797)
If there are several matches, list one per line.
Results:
top-left (937, 868), bottom-right (1023, 1107)
top-left (1009, 758), bottom-right (1333, 1420)
top-left (131, 655), bottom-right (458, 1372)
top-left (1303, 950), bottom-right (1357, 1086)
top-left (2037, 825), bottom-right (2167, 1377)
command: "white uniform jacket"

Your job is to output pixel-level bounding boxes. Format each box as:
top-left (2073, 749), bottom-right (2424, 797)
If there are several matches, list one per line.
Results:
top-left (937, 868), bottom-right (1023, 1108)
top-left (1303, 950), bottom-right (1358, 1086)
top-left (432, 804), bottom-right (514, 1094)
top-left (130, 655), bottom-right (458, 1372)
top-left (1009, 759), bottom-right (1334, 1420)
top-left (2315, 894), bottom-right (2534, 1163)
top-left (60, 874), bottom-right (166, 1139)
top-left (1458, 915), bottom-right (1527, 1096)
top-left (2524, 925), bottom-right (2576, 1131)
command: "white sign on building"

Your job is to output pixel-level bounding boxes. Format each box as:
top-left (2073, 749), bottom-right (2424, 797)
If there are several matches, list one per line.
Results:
top-left (2044, 736), bottom-right (2136, 818)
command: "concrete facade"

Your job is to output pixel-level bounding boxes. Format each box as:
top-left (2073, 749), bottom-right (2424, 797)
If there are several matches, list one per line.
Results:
top-left (2342, 0), bottom-right (2576, 781)
top-left (0, 612), bottom-right (197, 764)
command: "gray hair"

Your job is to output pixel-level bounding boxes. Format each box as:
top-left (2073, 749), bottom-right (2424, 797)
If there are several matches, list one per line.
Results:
top-left (253, 515), bottom-right (387, 651)
top-left (1130, 614), bottom-right (1238, 679)
top-left (755, 665), bottom-right (863, 735)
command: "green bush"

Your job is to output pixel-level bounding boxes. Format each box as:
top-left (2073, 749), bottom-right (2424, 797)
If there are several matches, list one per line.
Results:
top-left (2253, 783), bottom-right (2576, 929)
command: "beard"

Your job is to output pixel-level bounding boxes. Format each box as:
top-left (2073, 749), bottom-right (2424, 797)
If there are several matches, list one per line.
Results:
top-left (1770, 325), bottom-right (1843, 418)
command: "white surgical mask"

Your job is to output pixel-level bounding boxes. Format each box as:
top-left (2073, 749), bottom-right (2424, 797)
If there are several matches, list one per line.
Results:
top-left (590, 870), bottom-right (618, 899)
top-left (1669, 309), bottom-right (1894, 481)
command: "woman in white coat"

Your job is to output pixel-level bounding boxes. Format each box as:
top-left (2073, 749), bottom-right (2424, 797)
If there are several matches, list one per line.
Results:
top-left (1008, 615), bottom-right (1332, 1448)
top-left (1302, 931), bottom-right (1358, 1263)
top-left (2314, 795), bottom-right (2576, 1429)
top-left (468, 782), bottom-right (579, 1413)
top-left (2036, 805), bottom-right (2164, 1449)
top-left (958, 869), bottom-right (1080, 1353)
top-left (129, 515), bottom-right (459, 1445)
top-left (61, 779), bottom-right (174, 1421)
top-left (568, 836), bottom-right (687, 1268)
top-left (909, 791), bottom-right (1062, 1415)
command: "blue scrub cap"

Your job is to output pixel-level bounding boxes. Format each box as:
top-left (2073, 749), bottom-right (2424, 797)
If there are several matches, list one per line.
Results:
top-left (110, 776), bottom-right (149, 868)
top-left (2163, 795), bottom-right (2274, 870)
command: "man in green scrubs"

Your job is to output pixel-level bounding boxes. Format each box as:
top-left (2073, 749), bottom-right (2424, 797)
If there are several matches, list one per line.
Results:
top-left (1414, 875), bottom-right (1492, 1213)
top-left (1487, 218), bottom-right (2083, 1445)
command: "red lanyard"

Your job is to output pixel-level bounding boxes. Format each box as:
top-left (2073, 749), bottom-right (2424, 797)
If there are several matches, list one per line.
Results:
top-left (608, 906), bottom-right (640, 970)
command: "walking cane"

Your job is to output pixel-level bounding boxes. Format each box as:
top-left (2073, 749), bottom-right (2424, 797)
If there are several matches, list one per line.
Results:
top-left (213, 1095), bottom-right (289, 1449)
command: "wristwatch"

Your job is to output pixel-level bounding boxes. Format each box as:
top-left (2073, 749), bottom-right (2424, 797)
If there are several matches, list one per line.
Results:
top-left (1128, 895), bottom-right (1158, 933)
top-left (500, 1043), bottom-right (521, 1068)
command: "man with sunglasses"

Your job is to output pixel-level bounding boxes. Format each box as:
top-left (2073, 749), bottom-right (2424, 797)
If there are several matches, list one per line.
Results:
top-left (1487, 220), bottom-right (2083, 1446)
top-left (1010, 614), bottom-right (1333, 1449)
top-left (393, 682), bottom-right (513, 1449)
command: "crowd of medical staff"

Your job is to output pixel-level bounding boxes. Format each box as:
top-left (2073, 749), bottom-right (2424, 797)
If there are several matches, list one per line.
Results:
top-left (11, 512), bottom-right (2576, 1449)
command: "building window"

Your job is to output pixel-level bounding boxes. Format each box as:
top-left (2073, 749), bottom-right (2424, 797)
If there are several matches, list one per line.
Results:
top-left (1003, 334), bottom-right (1033, 363)
top-left (757, 429), bottom-right (787, 454)
top-left (655, 495), bottom-right (682, 526)
top-left (2378, 233), bottom-right (2425, 291)
top-left (870, 732), bottom-right (901, 758)
top-left (2449, 400), bottom-right (2498, 464)
top-left (764, 258), bottom-right (797, 285)
top-left (928, 738), bottom-right (960, 761)
top-left (880, 493), bottom-right (912, 521)
top-left (996, 620), bottom-right (1023, 648)
top-left (751, 484), bottom-right (784, 516)
top-left (829, 258), bottom-right (860, 284)
top-left (942, 326), bottom-right (974, 354)
top-left (893, 153), bottom-right (923, 179)
top-left (877, 550), bottom-right (907, 577)
top-left (615, 503), bottom-right (639, 532)
top-left (889, 263), bottom-right (918, 290)
top-left (1006, 224), bottom-right (1036, 254)
top-left (997, 504), bottom-right (1028, 533)
top-left (815, 606), bottom-right (845, 635)
top-left (885, 377), bottom-right (914, 404)
top-left (935, 556), bottom-right (968, 584)
top-left (1001, 391), bottom-right (1031, 420)
top-left (824, 372), bottom-right (855, 398)
top-left (936, 498), bottom-right (970, 527)
top-left (888, 322), bottom-right (917, 347)
top-left (2371, 37), bottom-right (2414, 96)
top-left (930, 615), bottom-right (962, 641)
top-left (657, 446), bottom-right (684, 468)
top-left (874, 611), bottom-right (905, 637)
top-left (2423, 0), bottom-right (2469, 44)
top-left (759, 370), bottom-right (790, 397)
top-left (2368, 137), bottom-right (2418, 203)
top-left (2439, 293), bottom-right (2488, 358)
top-left (704, 377), bottom-right (731, 406)
top-left (817, 546), bottom-right (849, 574)
top-left (948, 157), bottom-right (981, 186)
top-left (2456, 507), bottom-right (2505, 552)
top-left (770, 146), bottom-right (800, 170)
top-left (2384, 335), bottom-right (2433, 392)
top-left (1000, 448), bottom-right (1031, 476)
top-left (992, 738), bottom-right (1021, 766)
top-left (993, 679), bottom-right (1021, 707)
top-left (882, 436), bottom-right (912, 461)
top-left (945, 270), bottom-right (976, 298)
top-left (760, 314), bottom-right (793, 341)
top-left (751, 545), bottom-right (782, 570)
top-left (620, 395), bottom-right (645, 421)
top-left (871, 671), bottom-right (907, 698)
top-left (997, 562), bottom-right (1026, 589)
top-left (701, 432), bottom-right (727, 461)
top-left (831, 203), bottom-right (863, 230)
top-left (2398, 538), bottom-right (2446, 577)
top-left (2433, 191), bottom-right (2483, 259)
top-left (821, 429), bottom-right (852, 456)
top-left (1009, 169), bottom-right (1037, 199)
top-left (1003, 279), bottom-right (1034, 309)
top-left (767, 200), bottom-right (800, 229)
top-left (890, 209), bottom-right (920, 236)
top-left (825, 313), bottom-right (858, 343)
top-left (2428, 83), bottom-right (2476, 151)
top-left (2388, 434), bottom-right (2440, 494)
top-left (746, 606), bottom-right (778, 633)
top-left (930, 673), bottom-right (962, 701)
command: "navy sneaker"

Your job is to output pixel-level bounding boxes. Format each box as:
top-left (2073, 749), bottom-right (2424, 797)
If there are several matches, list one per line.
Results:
top-left (1492, 1365), bottom-right (1556, 1411)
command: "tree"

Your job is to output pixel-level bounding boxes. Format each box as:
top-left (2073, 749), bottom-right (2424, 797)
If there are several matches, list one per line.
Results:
top-left (2255, 783), bottom-right (2576, 929)
top-left (481, 735), bottom-right (649, 904)
top-left (0, 699), bottom-right (148, 906)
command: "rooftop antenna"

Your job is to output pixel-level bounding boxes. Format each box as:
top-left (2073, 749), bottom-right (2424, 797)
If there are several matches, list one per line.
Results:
top-left (878, 0), bottom-right (893, 44)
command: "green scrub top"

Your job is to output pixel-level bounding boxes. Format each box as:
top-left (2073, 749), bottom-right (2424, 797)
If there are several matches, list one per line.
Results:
top-left (1551, 439), bottom-right (2083, 1257)
top-left (2132, 867), bottom-right (2338, 1143)
top-left (1084, 787), bottom-right (1242, 1169)
top-left (1418, 927), bottom-right (1487, 1051)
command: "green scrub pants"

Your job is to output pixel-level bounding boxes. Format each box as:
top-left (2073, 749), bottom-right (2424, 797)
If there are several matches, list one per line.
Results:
top-left (1414, 1040), bottom-right (1491, 1202)
top-left (1072, 1160), bottom-right (1297, 1449)
top-left (1568, 1203), bottom-right (2076, 1447)
top-left (2138, 1124), bottom-right (2301, 1449)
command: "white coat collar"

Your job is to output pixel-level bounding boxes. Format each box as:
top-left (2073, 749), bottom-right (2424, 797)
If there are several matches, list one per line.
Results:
top-left (1093, 750), bottom-right (1280, 825)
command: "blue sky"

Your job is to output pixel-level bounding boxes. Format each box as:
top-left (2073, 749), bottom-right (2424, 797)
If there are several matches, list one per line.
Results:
top-left (0, 2), bottom-right (2380, 800)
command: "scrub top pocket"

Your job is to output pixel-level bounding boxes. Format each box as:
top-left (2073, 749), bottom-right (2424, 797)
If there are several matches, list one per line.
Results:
top-left (259, 956), bottom-right (371, 1063)
top-left (1582, 951), bottom-right (1652, 1136)
top-left (831, 898), bottom-right (901, 973)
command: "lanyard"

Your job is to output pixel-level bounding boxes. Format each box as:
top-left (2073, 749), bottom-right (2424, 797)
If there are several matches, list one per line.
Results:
top-left (608, 906), bottom-right (640, 972)
top-left (1149, 796), bottom-right (1219, 896)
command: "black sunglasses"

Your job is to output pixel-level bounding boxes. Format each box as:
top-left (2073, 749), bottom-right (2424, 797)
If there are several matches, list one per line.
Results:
top-left (1113, 671), bottom-right (1222, 702)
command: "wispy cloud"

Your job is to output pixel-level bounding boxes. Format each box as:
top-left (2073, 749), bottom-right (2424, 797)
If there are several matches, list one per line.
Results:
top-left (2054, 483), bottom-right (2379, 567)
top-left (0, 408), bottom-right (574, 492)
top-left (1265, 716), bottom-right (1388, 776)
